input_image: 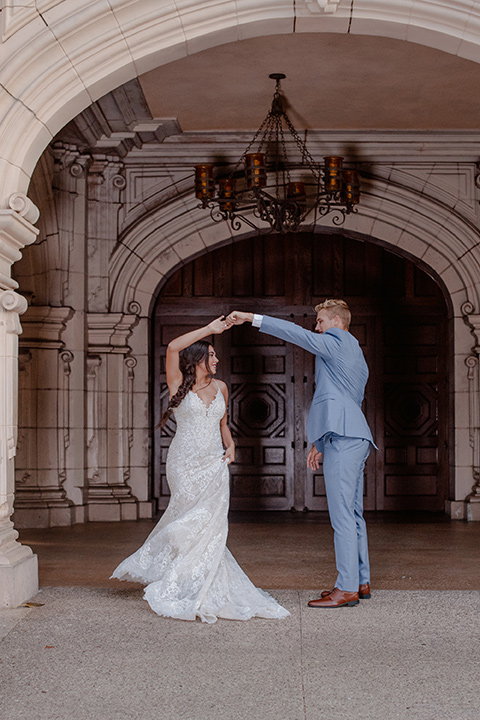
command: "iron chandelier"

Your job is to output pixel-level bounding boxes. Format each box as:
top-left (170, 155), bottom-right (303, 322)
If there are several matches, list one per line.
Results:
top-left (194, 74), bottom-right (360, 234)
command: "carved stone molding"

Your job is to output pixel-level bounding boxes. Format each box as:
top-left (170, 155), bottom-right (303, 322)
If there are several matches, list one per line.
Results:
top-left (461, 301), bottom-right (480, 354)
top-left (125, 355), bottom-right (137, 452)
top-left (0, 288), bottom-right (28, 315)
top-left (112, 174), bottom-right (127, 190)
top-left (305, 0), bottom-right (340, 13)
top-left (86, 354), bottom-right (102, 451)
top-left (19, 305), bottom-right (74, 349)
top-left (127, 301), bottom-right (142, 316)
top-left (464, 353), bottom-right (480, 505)
top-left (0, 207), bottom-right (39, 293)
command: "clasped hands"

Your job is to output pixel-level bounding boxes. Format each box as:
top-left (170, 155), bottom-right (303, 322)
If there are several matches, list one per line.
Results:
top-left (208, 311), bottom-right (251, 334)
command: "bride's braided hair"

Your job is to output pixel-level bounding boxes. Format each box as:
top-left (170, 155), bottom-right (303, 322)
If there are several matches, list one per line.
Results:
top-left (158, 340), bottom-right (212, 430)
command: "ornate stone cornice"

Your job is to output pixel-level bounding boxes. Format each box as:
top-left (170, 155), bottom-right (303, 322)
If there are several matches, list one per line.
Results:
top-left (19, 306), bottom-right (74, 349)
top-left (87, 313), bottom-right (139, 353)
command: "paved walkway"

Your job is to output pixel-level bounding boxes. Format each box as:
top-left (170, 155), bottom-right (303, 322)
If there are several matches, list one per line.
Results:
top-left (1, 587), bottom-right (479, 720)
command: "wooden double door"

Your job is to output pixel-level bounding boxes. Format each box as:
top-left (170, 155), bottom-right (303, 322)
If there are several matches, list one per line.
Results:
top-left (153, 233), bottom-right (449, 513)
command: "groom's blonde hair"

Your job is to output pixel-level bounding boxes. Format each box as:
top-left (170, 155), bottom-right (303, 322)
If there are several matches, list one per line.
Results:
top-left (315, 299), bottom-right (351, 330)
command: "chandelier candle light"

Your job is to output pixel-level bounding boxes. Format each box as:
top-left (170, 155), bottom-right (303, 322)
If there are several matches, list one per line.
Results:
top-left (194, 74), bottom-right (360, 234)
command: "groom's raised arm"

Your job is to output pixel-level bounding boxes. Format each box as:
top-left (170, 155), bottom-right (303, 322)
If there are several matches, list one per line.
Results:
top-left (227, 312), bottom-right (340, 358)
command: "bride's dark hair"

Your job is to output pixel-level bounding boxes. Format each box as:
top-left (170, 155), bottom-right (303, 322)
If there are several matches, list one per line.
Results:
top-left (158, 340), bottom-right (213, 430)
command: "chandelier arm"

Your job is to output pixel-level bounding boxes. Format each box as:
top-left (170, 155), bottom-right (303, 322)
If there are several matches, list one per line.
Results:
top-left (331, 210), bottom-right (347, 226)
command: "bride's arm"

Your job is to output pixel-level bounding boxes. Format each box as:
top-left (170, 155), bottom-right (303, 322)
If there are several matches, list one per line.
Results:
top-left (219, 382), bottom-right (235, 464)
top-left (165, 316), bottom-right (231, 393)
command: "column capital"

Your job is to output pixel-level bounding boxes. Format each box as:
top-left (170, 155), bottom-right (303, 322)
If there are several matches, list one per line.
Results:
top-left (0, 194), bottom-right (39, 292)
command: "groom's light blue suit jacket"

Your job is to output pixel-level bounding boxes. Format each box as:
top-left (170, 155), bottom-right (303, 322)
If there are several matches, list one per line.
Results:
top-left (259, 316), bottom-right (375, 451)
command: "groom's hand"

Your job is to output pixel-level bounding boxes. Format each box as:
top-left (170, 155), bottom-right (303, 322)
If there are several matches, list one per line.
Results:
top-left (307, 446), bottom-right (323, 471)
top-left (226, 311), bottom-right (254, 325)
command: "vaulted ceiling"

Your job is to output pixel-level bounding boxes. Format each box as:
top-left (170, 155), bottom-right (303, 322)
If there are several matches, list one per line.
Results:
top-left (138, 33), bottom-right (480, 131)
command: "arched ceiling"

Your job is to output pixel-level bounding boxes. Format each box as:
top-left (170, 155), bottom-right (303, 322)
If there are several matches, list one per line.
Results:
top-left (139, 33), bottom-right (480, 131)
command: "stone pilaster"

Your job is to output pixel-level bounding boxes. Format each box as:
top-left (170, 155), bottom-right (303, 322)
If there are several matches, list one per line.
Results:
top-left (86, 313), bottom-right (139, 521)
top-left (0, 197), bottom-right (39, 606)
top-left (87, 155), bottom-right (126, 313)
top-left (14, 306), bottom-right (76, 528)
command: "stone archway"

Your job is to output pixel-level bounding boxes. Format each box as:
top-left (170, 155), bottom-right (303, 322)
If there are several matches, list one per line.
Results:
top-left (1, 2), bottom-right (480, 204)
top-left (109, 160), bottom-right (480, 512)
top-left (4, 1), bottom-right (480, 605)
top-left (152, 230), bottom-right (450, 514)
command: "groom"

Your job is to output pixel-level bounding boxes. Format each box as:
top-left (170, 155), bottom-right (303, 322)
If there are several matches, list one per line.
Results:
top-left (227, 300), bottom-right (375, 608)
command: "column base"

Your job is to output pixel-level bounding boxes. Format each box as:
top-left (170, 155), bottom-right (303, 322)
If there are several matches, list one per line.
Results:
top-left (445, 500), bottom-right (466, 520)
top-left (88, 500), bottom-right (139, 522)
top-left (0, 553), bottom-right (39, 607)
top-left (138, 501), bottom-right (153, 519)
top-left (13, 505), bottom-right (75, 529)
top-left (466, 500), bottom-right (480, 521)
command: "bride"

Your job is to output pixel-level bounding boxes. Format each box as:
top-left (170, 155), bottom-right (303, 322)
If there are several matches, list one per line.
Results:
top-left (111, 316), bottom-right (289, 623)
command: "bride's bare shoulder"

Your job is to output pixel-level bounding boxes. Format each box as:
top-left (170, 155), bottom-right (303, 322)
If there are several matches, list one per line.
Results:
top-left (216, 379), bottom-right (228, 393)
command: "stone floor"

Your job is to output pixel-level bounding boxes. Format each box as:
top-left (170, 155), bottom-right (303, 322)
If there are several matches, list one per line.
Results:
top-left (1, 514), bottom-right (479, 720)
top-left (15, 511), bottom-right (480, 590)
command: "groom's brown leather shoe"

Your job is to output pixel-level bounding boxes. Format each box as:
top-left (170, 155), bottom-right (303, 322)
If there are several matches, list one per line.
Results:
top-left (308, 588), bottom-right (359, 608)
top-left (359, 583), bottom-right (371, 599)
top-left (320, 582), bottom-right (371, 600)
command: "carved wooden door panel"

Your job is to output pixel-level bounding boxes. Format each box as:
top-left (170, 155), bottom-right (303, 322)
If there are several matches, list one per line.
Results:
top-left (153, 315), bottom-right (296, 511)
top-left (378, 313), bottom-right (448, 511)
top-left (216, 322), bottom-right (295, 510)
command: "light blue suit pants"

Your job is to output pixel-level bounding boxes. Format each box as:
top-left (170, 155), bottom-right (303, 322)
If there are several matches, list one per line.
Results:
top-left (322, 434), bottom-right (371, 592)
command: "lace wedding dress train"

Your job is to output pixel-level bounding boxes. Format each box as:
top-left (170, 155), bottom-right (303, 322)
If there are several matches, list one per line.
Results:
top-left (111, 385), bottom-right (290, 623)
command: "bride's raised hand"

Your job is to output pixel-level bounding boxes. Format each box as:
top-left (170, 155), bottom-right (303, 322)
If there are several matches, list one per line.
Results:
top-left (208, 315), bottom-right (233, 334)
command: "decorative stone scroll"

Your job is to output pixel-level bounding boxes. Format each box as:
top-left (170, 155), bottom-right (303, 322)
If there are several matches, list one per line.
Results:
top-left (8, 193), bottom-right (40, 225)
top-left (462, 302), bottom-right (480, 516)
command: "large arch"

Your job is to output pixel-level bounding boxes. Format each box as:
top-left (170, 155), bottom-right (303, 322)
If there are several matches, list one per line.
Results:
top-left (1, 1), bottom-right (480, 203)
top-left (3, 0), bottom-right (480, 606)
top-left (110, 172), bottom-right (480, 315)
top-left (106, 168), bottom-right (478, 514)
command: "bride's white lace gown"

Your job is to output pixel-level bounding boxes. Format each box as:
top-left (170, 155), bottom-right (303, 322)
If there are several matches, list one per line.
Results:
top-left (111, 384), bottom-right (290, 623)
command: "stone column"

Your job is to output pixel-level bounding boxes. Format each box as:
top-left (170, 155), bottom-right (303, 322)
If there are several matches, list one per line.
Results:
top-left (0, 196), bottom-right (39, 606)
